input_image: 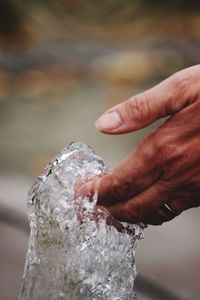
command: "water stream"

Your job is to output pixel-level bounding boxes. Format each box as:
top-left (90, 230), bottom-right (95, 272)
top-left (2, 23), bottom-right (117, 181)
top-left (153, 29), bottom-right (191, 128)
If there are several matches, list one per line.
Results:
top-left (19, 142), bottom-right (143, 300)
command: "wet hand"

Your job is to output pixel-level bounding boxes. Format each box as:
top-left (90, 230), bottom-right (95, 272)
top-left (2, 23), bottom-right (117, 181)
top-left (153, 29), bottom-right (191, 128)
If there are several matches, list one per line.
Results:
top-left (79, 65), bottom-right (200, 225)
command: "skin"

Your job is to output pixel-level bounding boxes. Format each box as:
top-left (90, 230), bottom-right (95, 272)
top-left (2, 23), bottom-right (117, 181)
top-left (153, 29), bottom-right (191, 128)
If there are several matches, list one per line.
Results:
top-left (78, 65), bottom-right (200, 225)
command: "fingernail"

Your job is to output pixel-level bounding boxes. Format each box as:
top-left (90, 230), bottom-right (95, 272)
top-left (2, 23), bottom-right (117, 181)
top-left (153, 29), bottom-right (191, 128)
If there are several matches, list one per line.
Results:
top-left (95, 111), bottom-right (122, 131)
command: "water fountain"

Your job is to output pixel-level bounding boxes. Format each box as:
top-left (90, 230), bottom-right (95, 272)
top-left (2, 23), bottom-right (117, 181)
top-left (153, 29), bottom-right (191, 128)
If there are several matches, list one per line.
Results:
top-left (19, 142), bottom-right (143, 300)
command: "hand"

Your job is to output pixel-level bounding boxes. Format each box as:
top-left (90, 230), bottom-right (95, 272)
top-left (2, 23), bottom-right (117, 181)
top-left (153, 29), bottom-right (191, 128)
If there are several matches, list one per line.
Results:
top-left (79, 65), bottom-right (200, 225)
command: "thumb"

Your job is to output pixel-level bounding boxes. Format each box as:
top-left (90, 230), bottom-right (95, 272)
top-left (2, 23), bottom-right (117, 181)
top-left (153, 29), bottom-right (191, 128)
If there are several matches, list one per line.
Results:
top-left (95, 67), bottom-right (195, 134)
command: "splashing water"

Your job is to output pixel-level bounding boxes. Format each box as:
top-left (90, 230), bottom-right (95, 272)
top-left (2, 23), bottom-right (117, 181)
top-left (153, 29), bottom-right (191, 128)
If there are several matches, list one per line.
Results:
top-left (19, 142), bottom-right (143, 300)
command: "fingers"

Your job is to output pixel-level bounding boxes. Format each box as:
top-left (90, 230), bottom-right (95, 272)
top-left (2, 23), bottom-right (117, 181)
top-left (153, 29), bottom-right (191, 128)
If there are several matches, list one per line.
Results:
top-left (106, 184), bottom-right (199, 225)
top-left (77, 144), bottom-right (162, 207)
top-left (95, 66), bottom-right (198, 134)
top-left (104, 183), bottom-right (184, 225)
top-left (78, 65), bottom-right (200, 226)
top-left (105, 182), bottom-right (166, 224)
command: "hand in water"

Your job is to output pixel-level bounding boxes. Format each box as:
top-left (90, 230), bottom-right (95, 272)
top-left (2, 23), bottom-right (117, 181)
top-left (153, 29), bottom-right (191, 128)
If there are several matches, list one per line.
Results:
top-left (79, 65), bottom-right (200, 225)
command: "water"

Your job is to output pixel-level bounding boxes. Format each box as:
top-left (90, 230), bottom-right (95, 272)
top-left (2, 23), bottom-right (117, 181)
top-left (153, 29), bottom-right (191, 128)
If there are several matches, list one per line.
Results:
top-left (19, 142), bottom-right (143, 300)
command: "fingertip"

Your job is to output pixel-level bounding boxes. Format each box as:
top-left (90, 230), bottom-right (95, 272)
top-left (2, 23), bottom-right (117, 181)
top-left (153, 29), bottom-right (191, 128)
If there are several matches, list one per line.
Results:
top-left (95, 111), bottom-right (122, 133)
top-left (95, 118), bottom-right (104, 132)
top-left (75, 175), bottom-right (103, 200)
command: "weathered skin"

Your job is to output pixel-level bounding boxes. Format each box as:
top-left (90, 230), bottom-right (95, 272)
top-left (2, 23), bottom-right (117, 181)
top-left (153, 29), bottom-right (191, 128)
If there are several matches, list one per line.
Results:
top-left (79, 65), bottom-right (200, 225)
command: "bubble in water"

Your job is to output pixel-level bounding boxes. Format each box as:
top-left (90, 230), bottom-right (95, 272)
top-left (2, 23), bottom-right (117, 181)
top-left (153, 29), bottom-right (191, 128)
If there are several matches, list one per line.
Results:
top-left (19, 142), bottom-right (143, 300)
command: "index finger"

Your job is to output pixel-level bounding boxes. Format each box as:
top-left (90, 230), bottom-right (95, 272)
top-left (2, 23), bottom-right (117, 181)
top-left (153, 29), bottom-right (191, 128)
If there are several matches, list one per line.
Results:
top-left (77, 142), bottom-right (161, 206)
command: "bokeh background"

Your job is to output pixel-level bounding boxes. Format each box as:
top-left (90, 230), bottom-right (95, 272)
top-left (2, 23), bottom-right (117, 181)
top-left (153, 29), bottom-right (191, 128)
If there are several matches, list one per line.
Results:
top-left (1, 1), bottom-right (200, 299)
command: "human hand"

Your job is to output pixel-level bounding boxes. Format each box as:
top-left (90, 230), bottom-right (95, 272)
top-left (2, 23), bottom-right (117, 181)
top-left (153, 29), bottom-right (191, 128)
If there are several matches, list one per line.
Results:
top-left (79, 65), bottom-right (200, 225)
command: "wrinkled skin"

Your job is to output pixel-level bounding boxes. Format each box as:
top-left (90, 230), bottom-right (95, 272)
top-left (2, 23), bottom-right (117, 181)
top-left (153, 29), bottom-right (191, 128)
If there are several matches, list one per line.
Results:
top-left (79, 65), bottom-right (200, 225)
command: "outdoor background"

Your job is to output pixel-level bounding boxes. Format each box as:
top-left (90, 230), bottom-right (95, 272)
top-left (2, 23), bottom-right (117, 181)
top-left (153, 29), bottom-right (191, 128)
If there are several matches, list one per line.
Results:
top-left (0, 1), bottom-right (200, 299)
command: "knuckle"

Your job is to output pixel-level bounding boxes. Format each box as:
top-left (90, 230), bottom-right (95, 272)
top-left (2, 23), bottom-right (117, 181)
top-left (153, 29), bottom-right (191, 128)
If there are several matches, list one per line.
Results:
top-left (138, 134), bottom-right (155, 160)
top-left (122, 204), bottom-right (140, 223)
top-left (111, 175), bottom-right (132, 202)
top-left (125, 92), bottom-right (151, 124)
top-left (170, 73), bottom-right (190, 96)
top-left (167, 73), bottom-right (192, 112)
top-left (155, 139), bottom-right (184, 166)
top-left (163, 144), bottom-right (181, 161)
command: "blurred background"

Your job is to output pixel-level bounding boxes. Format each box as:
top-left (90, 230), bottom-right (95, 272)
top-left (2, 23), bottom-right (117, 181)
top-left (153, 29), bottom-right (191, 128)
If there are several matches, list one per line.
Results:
top-left (1, 1), bottom-right (200, 299)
